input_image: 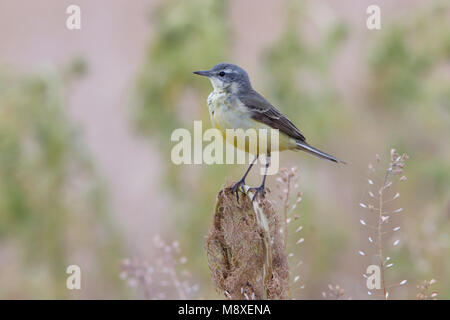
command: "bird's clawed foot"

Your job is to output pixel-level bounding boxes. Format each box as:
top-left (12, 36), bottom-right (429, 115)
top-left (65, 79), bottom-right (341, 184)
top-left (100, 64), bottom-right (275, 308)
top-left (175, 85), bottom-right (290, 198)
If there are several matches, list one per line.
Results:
top-left (249, 185), bottom-right (266, 202)
top-left (230, 179), bottom-right (246, 203)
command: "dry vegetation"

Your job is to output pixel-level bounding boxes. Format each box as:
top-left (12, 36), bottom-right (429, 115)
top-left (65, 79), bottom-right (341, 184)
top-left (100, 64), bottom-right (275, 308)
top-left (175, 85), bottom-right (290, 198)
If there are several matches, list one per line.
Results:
top-left (127, 0), bottom-right (449, 301)
top-left (120, 235), bottom-right (198, 299)
top-left (122, 156), bottom-right (442, 300)
top-left (205, 187), bottom-right (290, 300)
top-left (359, 149), bottom-right (409, 299)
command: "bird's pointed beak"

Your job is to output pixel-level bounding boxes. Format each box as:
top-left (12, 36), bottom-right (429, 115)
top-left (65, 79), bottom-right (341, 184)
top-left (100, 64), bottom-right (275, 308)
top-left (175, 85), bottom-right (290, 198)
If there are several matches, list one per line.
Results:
top-left (193, 70), bottom-right (212, 77)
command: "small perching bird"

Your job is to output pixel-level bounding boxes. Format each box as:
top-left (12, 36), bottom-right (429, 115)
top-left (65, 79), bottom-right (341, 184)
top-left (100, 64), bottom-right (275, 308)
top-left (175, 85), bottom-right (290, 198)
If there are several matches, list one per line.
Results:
top-left (194, 62), bottom-right (345, 201)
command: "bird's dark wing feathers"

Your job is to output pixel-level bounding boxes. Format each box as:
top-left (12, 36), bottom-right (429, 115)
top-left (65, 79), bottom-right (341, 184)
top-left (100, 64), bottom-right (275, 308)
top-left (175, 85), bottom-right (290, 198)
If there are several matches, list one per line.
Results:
top-left (238, 90), bottom-right (306, 142)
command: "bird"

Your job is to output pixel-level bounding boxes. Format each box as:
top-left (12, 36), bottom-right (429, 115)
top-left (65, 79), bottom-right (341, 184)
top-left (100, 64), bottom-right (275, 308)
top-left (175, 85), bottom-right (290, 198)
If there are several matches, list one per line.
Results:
top-left (194, 62), bottom-right (345, 201)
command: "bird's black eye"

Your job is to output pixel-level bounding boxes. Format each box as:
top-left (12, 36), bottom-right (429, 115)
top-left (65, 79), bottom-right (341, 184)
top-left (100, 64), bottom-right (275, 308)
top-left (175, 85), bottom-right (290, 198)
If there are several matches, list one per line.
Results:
top-left (218, 71), bottom-right (225, 77)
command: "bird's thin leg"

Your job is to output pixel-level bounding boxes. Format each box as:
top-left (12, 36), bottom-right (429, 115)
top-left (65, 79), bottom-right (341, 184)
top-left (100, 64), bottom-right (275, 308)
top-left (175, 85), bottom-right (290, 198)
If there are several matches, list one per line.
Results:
top-left (249, 157), bottom-right (270, 201)
top-left (230, 156), bottom-right (258, 202)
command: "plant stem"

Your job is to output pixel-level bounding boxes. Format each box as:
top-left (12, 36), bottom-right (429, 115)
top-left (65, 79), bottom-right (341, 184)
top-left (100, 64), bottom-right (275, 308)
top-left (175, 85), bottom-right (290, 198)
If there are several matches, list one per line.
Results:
top-left (378, 188), bottom-right (387, 299)
top-left (378, 170), bottom-right (390, 299)
top-left (283, 175), bottom-right (291, 247)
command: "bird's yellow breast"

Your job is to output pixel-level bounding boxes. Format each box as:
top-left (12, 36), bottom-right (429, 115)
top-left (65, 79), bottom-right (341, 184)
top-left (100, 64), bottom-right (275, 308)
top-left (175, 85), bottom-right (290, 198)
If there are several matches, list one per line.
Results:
top-left (207, 91), bottom-right (294, 154)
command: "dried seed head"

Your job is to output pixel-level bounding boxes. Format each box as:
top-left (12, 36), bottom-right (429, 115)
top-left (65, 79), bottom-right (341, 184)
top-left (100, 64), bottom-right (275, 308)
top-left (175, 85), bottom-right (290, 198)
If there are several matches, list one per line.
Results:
top-left (376, 154), bottom-right (381, 163)
top-left (390, 149), bottom-right (396, 161)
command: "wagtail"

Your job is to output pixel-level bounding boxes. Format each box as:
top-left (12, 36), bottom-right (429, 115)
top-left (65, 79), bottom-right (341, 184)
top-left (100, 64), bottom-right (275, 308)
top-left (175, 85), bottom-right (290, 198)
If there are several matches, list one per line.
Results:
top-left (194, 62), bottom-right (344, 201)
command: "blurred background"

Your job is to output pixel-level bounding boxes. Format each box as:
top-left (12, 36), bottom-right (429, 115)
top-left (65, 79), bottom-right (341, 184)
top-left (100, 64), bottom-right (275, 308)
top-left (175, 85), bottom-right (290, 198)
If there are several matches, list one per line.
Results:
top-left (0, 0), bottom-right (448, 299)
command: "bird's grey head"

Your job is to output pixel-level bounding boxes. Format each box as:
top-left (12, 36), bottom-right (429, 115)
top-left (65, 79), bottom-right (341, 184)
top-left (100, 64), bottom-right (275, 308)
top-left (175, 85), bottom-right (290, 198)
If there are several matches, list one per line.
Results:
top-left (193, 62), bottom-right (252, 93)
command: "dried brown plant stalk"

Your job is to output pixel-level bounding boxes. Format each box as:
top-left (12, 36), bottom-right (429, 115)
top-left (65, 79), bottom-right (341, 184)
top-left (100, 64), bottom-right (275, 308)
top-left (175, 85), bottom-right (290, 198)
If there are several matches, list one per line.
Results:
top-left (205, 186), bottom-right (290, 300)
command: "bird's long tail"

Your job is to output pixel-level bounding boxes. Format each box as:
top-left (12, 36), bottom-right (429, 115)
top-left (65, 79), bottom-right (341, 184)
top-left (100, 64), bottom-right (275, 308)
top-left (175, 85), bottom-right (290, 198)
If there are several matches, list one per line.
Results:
top-left (295, 141), bottom-right (346, 164)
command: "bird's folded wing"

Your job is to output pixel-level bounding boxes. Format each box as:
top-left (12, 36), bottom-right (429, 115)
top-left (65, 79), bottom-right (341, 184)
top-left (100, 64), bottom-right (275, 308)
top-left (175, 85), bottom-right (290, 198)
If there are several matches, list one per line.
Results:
top-left (238, 91), bottom-right (306, 142)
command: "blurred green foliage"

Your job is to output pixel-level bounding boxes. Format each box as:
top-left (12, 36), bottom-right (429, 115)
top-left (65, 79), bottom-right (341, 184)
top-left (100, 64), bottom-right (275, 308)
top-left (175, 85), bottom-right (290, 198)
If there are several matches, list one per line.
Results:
top-left (134, 0), bottom-right (449, 299)
top-left (0, 0), bottom-right (446, 300)
top-left (264, 1), bottom-right (348, 140)
top-left (134, 0), bottom-right (230, 298)
top-left (134, 0), bottom-right (352, 299)
top-left (369, 2), bottom-right (450, 114)
top-left (263, 0), bottom-right (350, 295)
top-left (0, 65), bottom-right (125, 298)
top-left (135, 0), bottom-right (228, 140)
top-left (368, 1), bottom-right (450, 298)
